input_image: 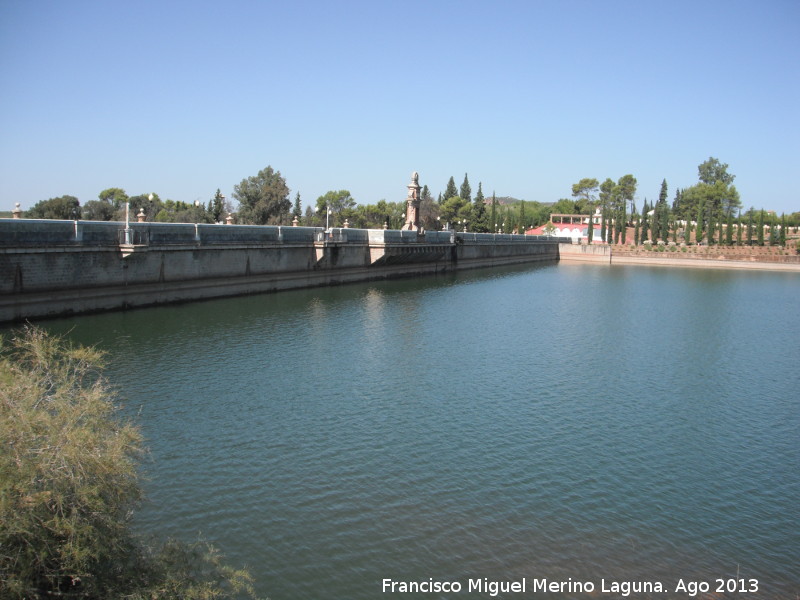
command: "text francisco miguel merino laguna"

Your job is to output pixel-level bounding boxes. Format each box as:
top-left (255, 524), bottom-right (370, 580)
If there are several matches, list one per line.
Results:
top-left (384, 577), bottom-right (676, 597)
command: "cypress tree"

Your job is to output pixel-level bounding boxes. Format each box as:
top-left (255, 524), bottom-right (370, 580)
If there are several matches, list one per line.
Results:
top-left (600, 210), bottom-right (607, 242)
top-left (707, 202), bottom-right (716, 245)
top-left (736, 210), bottom-right (742, 245)
top-left (660, 202), bottom-right (670, 243)
top-left (780, 213), bottom-right (787, 246)
top-left (650, 202), bottom-right (658, 241)
top-left (656, 179), bottom-right (668, 241)
top-left (634, 216), bottom-right (640, 246)
top-left (726, 211), bottom-right (733, 245)
top-left (641, 200), bottom-right (649, 242)
top-left (747, 208), bottom-right (754, 245)
top-left (696, 197), bottom-right (705, 244)
top-left (757, 210), bottom-right (765, 246)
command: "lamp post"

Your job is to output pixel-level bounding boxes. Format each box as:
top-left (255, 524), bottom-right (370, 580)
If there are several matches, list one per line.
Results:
top-left (316, 205), bottom-right (331, 231)
top-left (124, 199), bottom-right (131, 244)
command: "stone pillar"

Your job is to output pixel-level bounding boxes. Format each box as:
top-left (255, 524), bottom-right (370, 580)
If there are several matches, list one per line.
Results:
top-left (404, 171), bottom-right (421, 231)
top-left (12, 203), bottom-right (22, 219)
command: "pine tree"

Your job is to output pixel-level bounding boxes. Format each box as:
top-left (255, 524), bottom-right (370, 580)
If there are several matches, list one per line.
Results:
top-left (490, 192), bottom-right (497, 231)
top-left (460, 174), bottom-right (472, 204)
top-left (475, 182), bottom-right (484, 206)
top-left (472, 184), bottom-right (489, 232)
top-left (444, 177), bottom-right (458, 202)
top-left (292, 192), bottom-right (302, 220)
top-left (211, 189), bottom-right (226, 222)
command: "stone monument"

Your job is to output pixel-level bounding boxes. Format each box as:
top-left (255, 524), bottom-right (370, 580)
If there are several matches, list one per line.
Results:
top-left (404, 171), bottom-right (421, 231)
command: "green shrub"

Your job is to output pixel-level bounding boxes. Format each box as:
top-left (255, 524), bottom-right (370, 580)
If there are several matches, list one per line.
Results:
top-left (0, 327), bottom-right (261, 600)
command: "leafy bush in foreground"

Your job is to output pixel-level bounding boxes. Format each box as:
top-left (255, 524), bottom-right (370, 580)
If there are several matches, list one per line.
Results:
top-left (0, 327), bottom-right (261, 599)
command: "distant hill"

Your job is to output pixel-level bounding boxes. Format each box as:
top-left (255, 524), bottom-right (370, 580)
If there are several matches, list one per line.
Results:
top-left (481, 196), bottom-right (550, 206)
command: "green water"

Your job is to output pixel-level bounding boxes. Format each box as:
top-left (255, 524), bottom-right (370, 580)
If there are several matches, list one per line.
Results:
top-left (23, 263), bottom-right (800, 598)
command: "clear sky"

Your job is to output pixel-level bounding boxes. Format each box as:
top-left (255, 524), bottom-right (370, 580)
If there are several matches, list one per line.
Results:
top-left (1, 0), bottom-right (798, 214)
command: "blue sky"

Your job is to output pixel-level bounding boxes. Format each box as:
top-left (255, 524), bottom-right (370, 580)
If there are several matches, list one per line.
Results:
top-left (1, 0), bottom-right (798, 214)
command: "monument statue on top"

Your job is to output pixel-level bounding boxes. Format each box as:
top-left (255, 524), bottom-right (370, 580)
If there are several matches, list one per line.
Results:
top-left (404, 171), bottom-right (421, 231)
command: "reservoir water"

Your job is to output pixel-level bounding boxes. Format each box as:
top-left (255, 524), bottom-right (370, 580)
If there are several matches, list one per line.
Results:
top-left (28, 263), bottom-right (800, 598)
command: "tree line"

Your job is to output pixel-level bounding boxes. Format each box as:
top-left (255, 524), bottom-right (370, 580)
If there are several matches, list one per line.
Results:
top-left (569, 158), bottom-right (799, 246)
top-left (24, 187), bottom-right (233, 224)
top-left (17, 159), bottom-right (800, 242)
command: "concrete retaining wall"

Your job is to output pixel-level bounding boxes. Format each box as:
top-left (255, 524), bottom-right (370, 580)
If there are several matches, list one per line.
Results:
top-left (558, 243), bottom-right (612, 263)
top-left (558, 241), bottom-right (800, 271)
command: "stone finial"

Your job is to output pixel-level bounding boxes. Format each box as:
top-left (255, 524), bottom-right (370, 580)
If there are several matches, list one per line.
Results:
top-left (343, 219), bottom-right (350, 228)
top-left (226, 213), bottom-right (234, 225)
top-left (137, 208), bottom-right (146, 222)
top-left (292, 215), bottom-right (299, 227)
top-left (12, 203), bottom-right (22, 219)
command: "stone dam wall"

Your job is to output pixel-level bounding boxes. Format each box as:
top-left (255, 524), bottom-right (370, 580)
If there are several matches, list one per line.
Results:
top-left (0, 219), bottom-right (562, 322)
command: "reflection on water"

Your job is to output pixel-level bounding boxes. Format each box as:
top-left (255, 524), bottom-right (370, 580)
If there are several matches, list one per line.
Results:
top-left (20, 263), bottom-right (800, 599)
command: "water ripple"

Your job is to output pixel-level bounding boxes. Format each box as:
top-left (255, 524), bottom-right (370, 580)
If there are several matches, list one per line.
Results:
top-left (32, 264), bottom-right (800, 600)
